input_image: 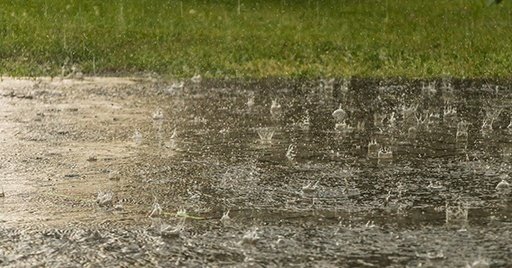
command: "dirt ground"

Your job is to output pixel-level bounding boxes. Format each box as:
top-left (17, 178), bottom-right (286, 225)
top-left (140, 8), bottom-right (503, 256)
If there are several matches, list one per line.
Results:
top-left (0, 77), bottom-right (511, 267)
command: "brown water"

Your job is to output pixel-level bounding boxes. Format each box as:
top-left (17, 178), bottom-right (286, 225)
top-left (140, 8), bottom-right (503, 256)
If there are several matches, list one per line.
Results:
top-left (0, 77), bottom-right (510, 267)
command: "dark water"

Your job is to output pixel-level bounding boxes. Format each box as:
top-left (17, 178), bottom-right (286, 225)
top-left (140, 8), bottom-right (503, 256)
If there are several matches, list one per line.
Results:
top-left (0, 78), bottom-right (511, 267)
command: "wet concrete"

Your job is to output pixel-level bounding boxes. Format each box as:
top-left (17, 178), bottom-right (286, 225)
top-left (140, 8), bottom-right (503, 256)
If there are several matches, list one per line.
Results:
top-left (0, 77), bottom-right (511, 267)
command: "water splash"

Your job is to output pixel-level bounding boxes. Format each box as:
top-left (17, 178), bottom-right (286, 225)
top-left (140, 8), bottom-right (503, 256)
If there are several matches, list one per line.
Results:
top-left (332, 104), bottom-right (346, 124)
top-left (152, 108), bottom-right (164, 120)
top-left (421, 81), bottom-right (437, 95)
top-left (465, 257), bottom-right (490, 268)
top-left (367, 139), bottom-right (379, 158)
top-left (481, 106), bottom-right (502, 133)
top-left (240, 228), bottom-right (260, 246)
top-left (495, 175), bottom-right (510, 195)
top-left (407, 126), bottom-right (417, 140)
top-left (401, 104), bottom-right (418, 127)
top-left (256, 127), bottom-right (275, 143)
top-left (191, 74), bottom-right (202, 84)
top-left (301, 181), bottom-right (319, 197)
top-left (445, 200), bottom-right (468, 227)
top-left (148, 202), bottom-right (163, 218)
top-left (165, 81), bottom-right (184, 95)
top-left (319, 78), bottom-right (335, 92)
top-left (378, 147), bottom-right (393, 160)
top-left (285, 144), bottom-right (296, 161)
top-left (456, 120), bottom-right (469, 141)
top-left (246, 94), bottom-right (255, 110)
top-left (300, 111), bottom-right (310, 130)
top-left (444, 105), bottom-right (456, 118)
top-left (270, 99), bottom-right (282, 119)
top-left (374, 113), bottom-right (386, 128)
top-left (96, 191), bottom-right (113, 207)
top-left (220, 210), bottom-right (231, 226)
top-left (164, 129), bottom-right (178, 149)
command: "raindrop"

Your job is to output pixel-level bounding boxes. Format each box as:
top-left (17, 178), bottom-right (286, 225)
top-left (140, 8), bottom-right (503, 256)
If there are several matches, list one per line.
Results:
top-left (440, 78), bottom-right (454, 92)
top-left (421, 81), bottom-right (437, 95)
top-left (445, 200), bottom-right (468, 227)
top-left (320, 78), bottom-right (335, 91)
top-left (113, 202), bottom-right (123, 211)
top-left (96, 191), bottom-right (113, 207)
top-left (378, 147), bottom-right (393, 160)
top-left (285, 144), bottom-right (296, 161)
top-left (466, 257), bottom-right (490, 268)
top-left (132, 129), bottom-right (143, 146)
top-left (301, 180), bottom-right (319, 196)
top-left (443, 104), bottom-right (457, 119)
top-left (407, 126), bottom-right (417, 140)
top-left (240, 228), bottom-right (260, 246)
top-left (374, 113), bottom-right (386, 128)
top-left (256, 127), bottom-right (274, 143)
top-left (300, 111), bottom-right (310, 130)
top-left (164, 129), bottom-right (178, 149)
top-left (495, 175), bottom-right (510, 194)
top-left (456, 120), bottom-right (469, 141)
top-left (367, 139), bottom-right (379, 158)
top-left (190, 74), bottom-right (202, 84)
top-left (108, 170), bottom-right (121, 181)
top-left (356, 121), bottom-right (365, 132)
top-left (427, 180), bottom-right (443, 190)
top-left (401, 104), bottom-right (418, 123)
top-left (152, 108), bottom-right (164, 120)
top-left (332, 104), bottom-right (346, 123)
top-left (148, 202), bottom-right (162, 218)
top-left (364, 220), bottom-right (376, 229)
top-left (481, 119), bottom-right (493, 133)
top-left (86, 154), bottom-right (98, 162)
top-left (270, 99), bottom-right (282, 119)
top-left (415, 112), bottom-right (430, 129)
top-left (152, 218), bottom-right (183, 238)
top-left (335, 121), bottom-right (353, 133)
top-left (246, 95), bottom-right (255, 110)
top-left (388, 112), bottom-right (397, 128)
top-left (220, 210), bottom-right (231, 225)
top-left (165, 81), bottom-right (184, 95)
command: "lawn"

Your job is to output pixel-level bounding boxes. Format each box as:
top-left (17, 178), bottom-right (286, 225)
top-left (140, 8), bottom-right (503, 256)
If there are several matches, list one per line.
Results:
top-left (0, 0), bottom-right (511, 78)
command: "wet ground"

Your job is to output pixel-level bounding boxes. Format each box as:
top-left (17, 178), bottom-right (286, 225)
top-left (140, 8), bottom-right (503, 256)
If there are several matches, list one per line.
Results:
top-left (0, 77), bottom-right (511, 267)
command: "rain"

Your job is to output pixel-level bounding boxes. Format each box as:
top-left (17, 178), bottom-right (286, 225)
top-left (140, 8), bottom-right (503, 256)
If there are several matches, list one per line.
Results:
top-left (1, 0), bottom-right (512, 267)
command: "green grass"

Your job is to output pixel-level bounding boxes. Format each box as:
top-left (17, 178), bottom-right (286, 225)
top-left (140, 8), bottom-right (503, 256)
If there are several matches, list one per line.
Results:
top-left (1, 0), bottom-right (512, 78)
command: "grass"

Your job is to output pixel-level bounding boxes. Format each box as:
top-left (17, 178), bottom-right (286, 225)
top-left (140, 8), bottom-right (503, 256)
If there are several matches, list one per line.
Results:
top-left (1, 0), bottom-right (512, 78)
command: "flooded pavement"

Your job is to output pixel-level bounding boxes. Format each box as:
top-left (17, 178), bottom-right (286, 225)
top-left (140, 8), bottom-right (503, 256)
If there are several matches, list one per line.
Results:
top-left (0, 77), bottom-right (511, 267)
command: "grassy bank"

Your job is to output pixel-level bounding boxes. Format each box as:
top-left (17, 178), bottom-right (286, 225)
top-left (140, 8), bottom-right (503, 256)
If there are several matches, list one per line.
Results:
top-left (1, 0), bottom-right (511, 78)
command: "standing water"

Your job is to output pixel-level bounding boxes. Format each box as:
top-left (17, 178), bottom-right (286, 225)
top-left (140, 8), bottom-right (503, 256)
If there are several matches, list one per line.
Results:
top-left (0, 77), bottom-right (511, 267)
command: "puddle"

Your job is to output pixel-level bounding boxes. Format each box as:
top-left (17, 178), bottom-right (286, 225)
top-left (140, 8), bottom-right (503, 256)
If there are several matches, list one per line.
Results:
top-left (0, 77), bottom-right (511, 266)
